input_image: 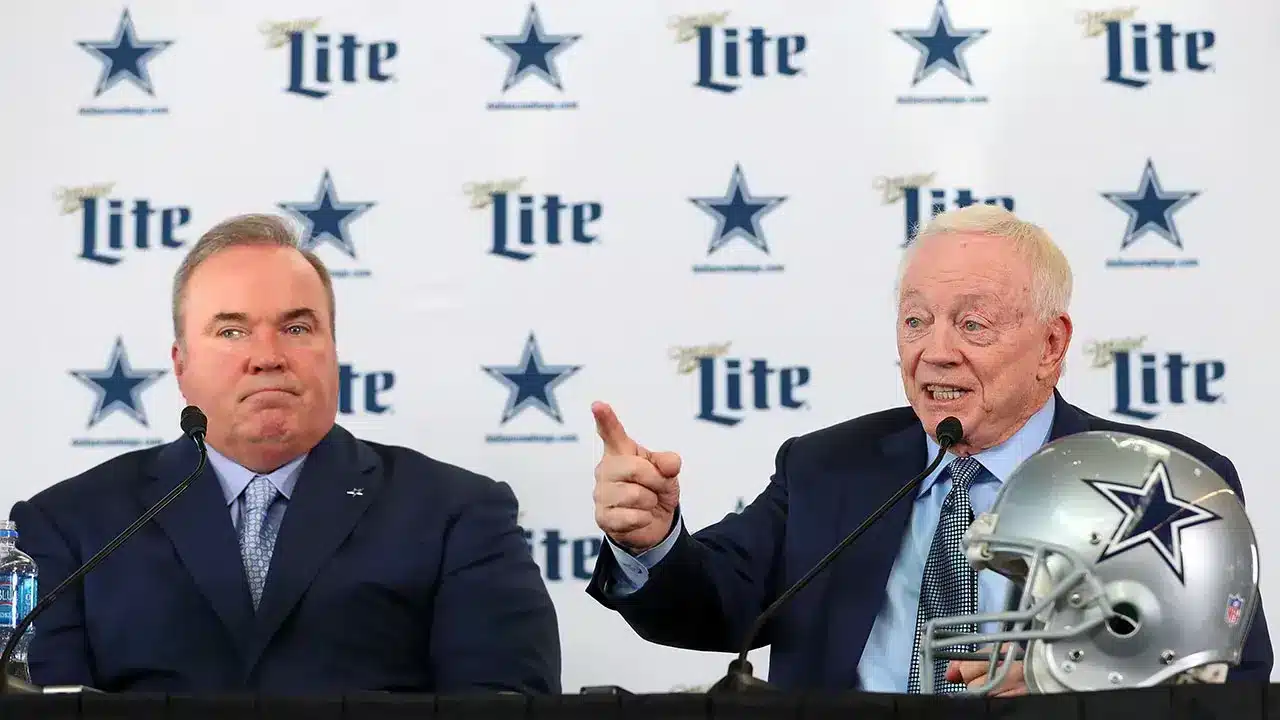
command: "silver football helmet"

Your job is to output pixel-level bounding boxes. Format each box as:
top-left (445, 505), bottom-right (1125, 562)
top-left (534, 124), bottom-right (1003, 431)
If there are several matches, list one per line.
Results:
top-left (919, 430), bottom-right (1260, 694)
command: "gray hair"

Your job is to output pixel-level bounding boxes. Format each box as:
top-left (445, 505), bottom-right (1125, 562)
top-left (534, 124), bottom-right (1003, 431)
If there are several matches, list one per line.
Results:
top-left (897, 204), bottom-right (1073, 322)
top-left (171, 213), bottom-right (335, 343)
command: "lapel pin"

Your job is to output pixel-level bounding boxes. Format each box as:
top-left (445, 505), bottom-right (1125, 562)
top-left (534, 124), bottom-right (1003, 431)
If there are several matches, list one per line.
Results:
top-left (346, 488), bottom-right (364, 497)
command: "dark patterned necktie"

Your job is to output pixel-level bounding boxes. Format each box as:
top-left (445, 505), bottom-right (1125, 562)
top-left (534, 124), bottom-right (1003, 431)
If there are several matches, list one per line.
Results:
top-left (907, 456), bottom-right (983, 694)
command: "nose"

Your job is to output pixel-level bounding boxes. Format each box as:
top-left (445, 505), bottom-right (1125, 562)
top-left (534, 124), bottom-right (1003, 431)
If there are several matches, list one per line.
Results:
top-left (248, 333), bottom-right (287, 374)
top-left (919, 324), bottom-right (962, 368)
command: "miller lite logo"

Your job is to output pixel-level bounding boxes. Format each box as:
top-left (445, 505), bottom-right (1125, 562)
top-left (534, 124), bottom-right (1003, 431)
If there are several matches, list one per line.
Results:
top-left (1084, 336), bottom-right (1225, 421)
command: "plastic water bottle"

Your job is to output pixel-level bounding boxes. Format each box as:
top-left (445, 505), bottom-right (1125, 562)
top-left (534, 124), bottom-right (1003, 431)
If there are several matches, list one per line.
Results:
top-left (0, 521), bottom-right (37, 682)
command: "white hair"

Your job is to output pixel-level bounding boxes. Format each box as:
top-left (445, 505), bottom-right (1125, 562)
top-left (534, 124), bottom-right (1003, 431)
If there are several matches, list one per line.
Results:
top-left (896, 204), bottom-right (1073, 322)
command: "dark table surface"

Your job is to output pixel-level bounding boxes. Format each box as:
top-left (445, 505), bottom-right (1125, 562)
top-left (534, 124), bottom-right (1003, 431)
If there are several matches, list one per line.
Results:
top-left (0, 683), bottom-right (1273, 720)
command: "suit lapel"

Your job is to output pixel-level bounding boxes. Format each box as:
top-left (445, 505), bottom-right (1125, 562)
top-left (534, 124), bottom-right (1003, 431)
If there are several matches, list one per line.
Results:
top-left (824, 421), bottom-right (927, 688)
top-left (245, 425), bottom-right (381, 672)
top-left (821, 390), bottom-right (1084, 688)
top-left (142, 437), bottom-right (256, 657)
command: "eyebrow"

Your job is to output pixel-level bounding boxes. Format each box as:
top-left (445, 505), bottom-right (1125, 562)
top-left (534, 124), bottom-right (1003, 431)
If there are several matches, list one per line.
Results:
top-left (204, 307), bottom-right (320, 333)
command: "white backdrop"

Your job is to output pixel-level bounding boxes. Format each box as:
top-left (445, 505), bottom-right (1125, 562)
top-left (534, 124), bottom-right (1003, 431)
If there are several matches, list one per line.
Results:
top-left (3, 0), bottom-right (1279, 693)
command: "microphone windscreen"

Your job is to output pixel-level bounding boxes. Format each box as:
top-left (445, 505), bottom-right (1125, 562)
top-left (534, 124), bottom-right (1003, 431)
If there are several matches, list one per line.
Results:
top-left (936, 417), bottom-right (964, 447)
top-left (180, 406), bottom-right (208, 437)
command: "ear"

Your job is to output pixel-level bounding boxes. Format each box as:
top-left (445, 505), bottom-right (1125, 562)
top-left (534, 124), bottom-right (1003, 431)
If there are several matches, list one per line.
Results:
top-left (171, 341), bottom-right (185, 380)
top-left (1038, 313), bottom-right (1072, 380)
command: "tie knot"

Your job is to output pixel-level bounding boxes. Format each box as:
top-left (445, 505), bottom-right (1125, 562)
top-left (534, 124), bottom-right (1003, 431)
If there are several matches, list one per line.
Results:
top-left (947, 456), bottom-right (983, 492)
top-left (244, 475), bottom-right (278, 510)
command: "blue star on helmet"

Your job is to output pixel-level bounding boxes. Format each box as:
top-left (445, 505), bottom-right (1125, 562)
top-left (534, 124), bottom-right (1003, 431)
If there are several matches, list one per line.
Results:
top-left (1086, 460), bottom-right (1221, 584)
top-left (485, 3), bottom-right (581, 91)
top-left (892, 0), bottom-right (988, 86)
top-left (1101, 159), bottom-right (1200, 251)
top-left (69, 337), bottom-right (167, 428)
top-left (690, 164), bottom-right (787, 255)
top-left (77, 8), bottom-right (173, 97)
top-left (482, 333), bottom-right (581, 424)
top-left (278, 170), bottom-right (375, 259)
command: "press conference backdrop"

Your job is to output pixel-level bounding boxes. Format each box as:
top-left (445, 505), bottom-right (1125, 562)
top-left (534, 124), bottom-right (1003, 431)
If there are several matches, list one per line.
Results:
top-left (3, 0), bottom-right (1278, 693)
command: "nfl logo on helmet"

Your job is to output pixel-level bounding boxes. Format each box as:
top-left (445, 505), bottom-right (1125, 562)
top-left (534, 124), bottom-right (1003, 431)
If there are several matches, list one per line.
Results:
top-left (1226, 594), bottom-right (1244, 626)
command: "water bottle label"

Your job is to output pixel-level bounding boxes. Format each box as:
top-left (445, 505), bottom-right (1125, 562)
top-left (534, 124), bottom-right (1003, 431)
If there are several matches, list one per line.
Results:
top-left (0, 579), bottom-right (13, 627)
top-left (15, 578), bottom-right (35, 622)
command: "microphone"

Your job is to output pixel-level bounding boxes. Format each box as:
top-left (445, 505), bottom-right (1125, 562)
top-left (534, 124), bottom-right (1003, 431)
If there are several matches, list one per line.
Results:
top-left (708, 416), bottom-right (965, 694)
top-left (0, 406), bottom-right (210, 693)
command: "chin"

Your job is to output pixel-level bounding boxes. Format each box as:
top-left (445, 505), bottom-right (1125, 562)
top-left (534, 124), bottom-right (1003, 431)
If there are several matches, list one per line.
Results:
top-left (242, 410), bottom-right (298, 442)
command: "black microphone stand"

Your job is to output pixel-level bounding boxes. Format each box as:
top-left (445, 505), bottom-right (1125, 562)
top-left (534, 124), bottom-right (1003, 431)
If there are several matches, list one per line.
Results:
top-left (0, 408), bottom-right (209, 693)
top-left (709, 418), bottom-right (963, 693)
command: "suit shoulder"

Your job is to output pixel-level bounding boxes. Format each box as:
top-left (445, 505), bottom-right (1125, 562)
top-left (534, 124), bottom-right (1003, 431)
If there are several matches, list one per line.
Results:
top-left (23, 445), bottom-right (160, 511)
top-left (784, 405), bottom-right (920, 457)
top-left (356, 438), bottom-right (514, 503)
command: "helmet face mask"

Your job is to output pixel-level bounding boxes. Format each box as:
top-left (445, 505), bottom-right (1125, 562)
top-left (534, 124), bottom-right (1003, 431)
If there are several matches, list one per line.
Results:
top-left (918, 431), bottom-right (1259, 695)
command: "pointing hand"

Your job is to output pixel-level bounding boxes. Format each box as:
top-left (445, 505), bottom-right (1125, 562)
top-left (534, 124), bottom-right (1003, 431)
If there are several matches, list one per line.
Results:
top-left (591, 401), bottom-right (682, 553)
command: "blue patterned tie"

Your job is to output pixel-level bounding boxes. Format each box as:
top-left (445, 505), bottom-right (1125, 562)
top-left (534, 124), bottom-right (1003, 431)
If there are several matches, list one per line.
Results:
top-left (238, 475), bottom-right (280, 610)
top-left (908, 456), bottom-right (983, 694)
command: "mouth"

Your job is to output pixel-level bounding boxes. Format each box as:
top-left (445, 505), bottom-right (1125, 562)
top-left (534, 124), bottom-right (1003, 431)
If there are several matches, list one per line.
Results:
top-left (243, 388), bottom-right (298, 401)
top-left (923, 383), bottom-right (971, 402)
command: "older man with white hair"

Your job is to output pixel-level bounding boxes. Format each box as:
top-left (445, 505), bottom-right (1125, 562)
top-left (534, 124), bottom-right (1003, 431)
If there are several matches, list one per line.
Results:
top-left (584, 204), bottom-right (1273, 695)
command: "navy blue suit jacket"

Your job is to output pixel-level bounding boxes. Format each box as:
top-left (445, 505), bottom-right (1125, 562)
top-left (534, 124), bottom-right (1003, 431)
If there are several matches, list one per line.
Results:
top-left (11, 424), bottom-right (561, 694)
top-left (586, 391), bottom-right (1273, 689)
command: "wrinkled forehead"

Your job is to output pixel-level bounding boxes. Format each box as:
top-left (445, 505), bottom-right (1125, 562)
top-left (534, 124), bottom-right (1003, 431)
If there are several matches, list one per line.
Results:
top-left (182, 246), bottom-right (332, 325)
top-left (899, 235), bottom-right (1033, 306)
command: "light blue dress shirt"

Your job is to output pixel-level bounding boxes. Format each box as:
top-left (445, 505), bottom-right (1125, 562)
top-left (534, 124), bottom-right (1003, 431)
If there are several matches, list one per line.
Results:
top-left (204, 444), bottom-right (308, 531)
top-left (603, 396), bottom-right (1055, 692)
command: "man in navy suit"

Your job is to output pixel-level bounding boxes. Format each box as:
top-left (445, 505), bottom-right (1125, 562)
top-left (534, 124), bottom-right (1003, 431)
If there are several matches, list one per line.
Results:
top-left (11, 213), bottom-right (560, 694)
top-left (585, 204), bottom-right (1272, 694)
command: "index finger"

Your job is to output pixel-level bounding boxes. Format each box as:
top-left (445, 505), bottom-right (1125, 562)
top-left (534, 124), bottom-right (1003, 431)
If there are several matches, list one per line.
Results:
top-left (592, 401), bottom-right (638, 456)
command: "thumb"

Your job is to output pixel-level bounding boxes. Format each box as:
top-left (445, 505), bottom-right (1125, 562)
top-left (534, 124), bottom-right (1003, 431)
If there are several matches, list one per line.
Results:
top-left (592, 401), bottom-right (639, 456)
top-left (650, 450), bottom-right (682, 479)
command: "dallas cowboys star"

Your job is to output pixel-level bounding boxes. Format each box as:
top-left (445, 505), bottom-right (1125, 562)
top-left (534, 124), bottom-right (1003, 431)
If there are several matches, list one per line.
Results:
top-left (485, 3), bottom-right (581, 92)
top-left (893, 0), bottom-right (988, 86)
top-left (278, 170), bottom-right (375, 259)
top-left (483, 333), bottom-right (581, 424)
top-left (690, 164), bottom-right (787, 255)
top-left (69, 337), bottom-right (167, 428)
top-left (78, 8), bottom-right (172, 97)
top-left (1086, 459), bottom-right (1221, 584)
top-left (1101, 159), bottom-right (1200, 251)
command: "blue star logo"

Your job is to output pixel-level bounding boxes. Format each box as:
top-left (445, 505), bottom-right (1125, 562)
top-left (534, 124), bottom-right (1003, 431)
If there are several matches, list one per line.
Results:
top-left (893, 0), bottom-right (988, 86)
top-left (278, 170), bottom-right (376, 259)
top-left (690, 164), bottom-right (787, 255)
top-left (482, 333), bottom-right (581, 424)
top-left (77, 8), bottom-right (172, 97)
top-left (485, 3), bottom-right (580, 91)
top-left (1085, 460), bottom-right (1221, 584)
top-left (70, 337), bottom-right (167, 428)
top-left (1101, 159), bottom-right (1200, 251)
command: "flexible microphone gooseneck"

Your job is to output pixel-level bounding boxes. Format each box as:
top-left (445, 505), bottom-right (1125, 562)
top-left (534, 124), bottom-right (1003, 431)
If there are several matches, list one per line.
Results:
top-left (708, 416), bottom-right (965, 693)
top-left (0, 406), bottom-right (210, 692)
